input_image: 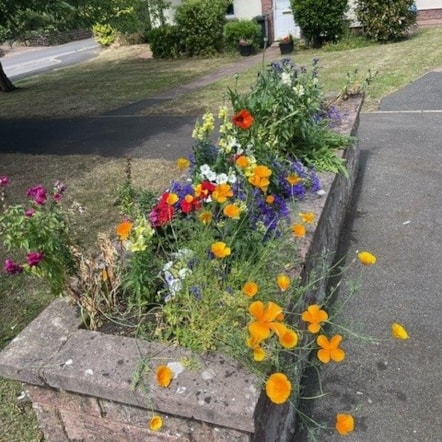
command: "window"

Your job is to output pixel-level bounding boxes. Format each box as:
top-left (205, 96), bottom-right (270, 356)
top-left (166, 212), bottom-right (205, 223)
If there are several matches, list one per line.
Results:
top-left (226, 3), bottom-right (234, 16)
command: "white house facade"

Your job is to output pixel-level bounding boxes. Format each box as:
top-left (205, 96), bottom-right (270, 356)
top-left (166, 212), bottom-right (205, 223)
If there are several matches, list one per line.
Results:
top-left (164, 0), bottom-right (442, 43)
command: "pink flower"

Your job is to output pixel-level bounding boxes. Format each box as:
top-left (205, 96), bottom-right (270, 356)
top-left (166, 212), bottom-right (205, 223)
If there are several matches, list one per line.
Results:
top-left (4, 259), bottom-right (23, 274)
top-left (24, 209), bottom-right (35, 217)
top-left (26, 251), bottom-right (44, 267)
top-left (0, 176), bottom-right (9, 187)
top-left (27, 185), bottom-right (47, 205)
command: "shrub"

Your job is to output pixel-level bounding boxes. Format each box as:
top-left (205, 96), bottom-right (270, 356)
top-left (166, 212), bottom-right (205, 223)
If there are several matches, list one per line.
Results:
top-left (149, 24), bottom-right (183, 58)
top-left (223, 19), bottom-right (262, 51)
top-left (174, 0), bottom-right (229, 56)
top-left (92, 23), bottom-right (117, 47)
top-left (290, 0), bottom-right (349, 47)
top-left (355, 0), bottom-right (417, 42)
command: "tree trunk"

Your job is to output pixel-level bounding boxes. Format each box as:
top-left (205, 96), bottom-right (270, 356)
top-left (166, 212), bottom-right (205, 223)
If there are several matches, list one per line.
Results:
top-left (0, 61), bottom-right (16, 93)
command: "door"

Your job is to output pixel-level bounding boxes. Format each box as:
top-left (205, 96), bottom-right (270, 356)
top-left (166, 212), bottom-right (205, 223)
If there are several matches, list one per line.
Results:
top-left (274, 0), bottom-right (300, 39)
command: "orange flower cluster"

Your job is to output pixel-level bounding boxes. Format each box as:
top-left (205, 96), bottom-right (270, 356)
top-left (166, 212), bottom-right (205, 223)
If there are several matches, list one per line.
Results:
top-left (248, 165), bottom-right (272, 192)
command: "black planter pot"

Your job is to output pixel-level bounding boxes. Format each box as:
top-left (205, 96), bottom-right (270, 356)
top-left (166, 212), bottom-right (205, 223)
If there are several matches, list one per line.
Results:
top-left (239, 44), bottom-right (253, 57)
top-left (279, 41), bottom-right (294, 55)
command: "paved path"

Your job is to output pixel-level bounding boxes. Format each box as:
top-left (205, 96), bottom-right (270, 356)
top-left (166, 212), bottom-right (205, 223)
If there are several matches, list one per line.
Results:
top-left (297, 71), bottom-right (442, 441)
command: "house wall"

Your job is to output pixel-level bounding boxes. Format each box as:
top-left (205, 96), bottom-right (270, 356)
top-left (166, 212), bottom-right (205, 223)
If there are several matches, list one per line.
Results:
top-left (416, 0), bottom-right (442, 10)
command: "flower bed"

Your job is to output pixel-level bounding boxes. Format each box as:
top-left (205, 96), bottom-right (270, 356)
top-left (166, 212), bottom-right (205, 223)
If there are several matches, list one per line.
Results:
top-left (0, 59), bottom-right (366, 440)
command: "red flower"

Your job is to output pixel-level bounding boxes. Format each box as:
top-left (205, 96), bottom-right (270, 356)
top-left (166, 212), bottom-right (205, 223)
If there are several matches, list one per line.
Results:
top-left (149, 200), bottom-right (174, 226)
top-left (232, 109), bottom-right (254, 130)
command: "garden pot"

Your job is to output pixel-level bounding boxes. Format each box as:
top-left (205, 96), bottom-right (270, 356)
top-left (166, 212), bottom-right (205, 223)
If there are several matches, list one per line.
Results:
top-left (239, 44), bottom-right (253, 57)
top-left (279, 41), bottom-right (294, 55)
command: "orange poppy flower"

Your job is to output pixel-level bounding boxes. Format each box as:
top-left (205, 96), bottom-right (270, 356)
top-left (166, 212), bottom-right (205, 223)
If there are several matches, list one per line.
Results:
top-left (212, 183), bottom-right (233, 203)
top-left (232, 109), bottom-right (254, 130)
top-left (266, 195), bottom-right (275, 204)
top-left (156, 365), bottom-right (173, 387)
top-left (286, 175), bottom-right (302, 186)
top-left (276, 274), bottom-right (290, 291)
top-left (198, 210), bottom-right (213, 225)
top-left (317, 335), bottom-right (345, 363)
top-left (301, 304), bottom-right (328, 333)
top-left (166, 192), bottom-right (179, 205)
top-left (247, 336), bottom-right (266, 361)
top-left (279, 328), bottom-right (298, 349)
top-left (391, 322), bottom-right (409, 340)
top-left (149, 415), bottom-right (163, 431)
top-left (357, 251), bottom-right (377, 265)
top-left (335, 414), bottom-right (354, 435)
top-left (292, 223), bottom-right (306, 238)
top-left (116, 220), bottom-right (133, 241)
top-left (211, 241), bottom-right (231, 259)
top-left (242, 281), bottom-right (259, 297)
top-left (299, 212), bottom-right (315, 223)
top-left (223, 204), bottom-right (241, 219)
top-left (248, 301), bottom-right (288, 341)
top-left (235, 155), bottom-right (249, 168)
top-left (265, 372), bottom-right (292, 404)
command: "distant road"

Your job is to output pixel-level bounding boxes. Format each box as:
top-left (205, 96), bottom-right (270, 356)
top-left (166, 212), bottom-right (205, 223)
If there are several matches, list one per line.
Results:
top-left (1, 38), bottom-right (100, 80)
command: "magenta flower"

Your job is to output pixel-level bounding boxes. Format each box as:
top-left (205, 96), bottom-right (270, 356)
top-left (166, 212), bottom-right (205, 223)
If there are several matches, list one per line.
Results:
top-left (53, 193), bottom-right (62, 203)
top-left (4, 259), bottom-right (23, 274)
top-left (27, 185), bottom-right (47, 205)
top-left (26, 251), bottom-right (44, 267)
top-left (24, 209), bottom-right (35, 217)
top-left (0, 176), bottom-right (9, 187)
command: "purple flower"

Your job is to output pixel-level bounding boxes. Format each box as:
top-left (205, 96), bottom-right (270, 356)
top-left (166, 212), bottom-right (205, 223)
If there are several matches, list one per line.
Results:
top-left (0, 176), bottom-right (9, 187)
top-left (24, 209), bottom-right (35, 217)
top-left (4, 259), bottom-right (23, 274)
top-left (27, 185), bottom-right (47, 206)
top-left (26, 251), bottom-right (44, 267)
top-left (54, 180), bottom-right (66, 194)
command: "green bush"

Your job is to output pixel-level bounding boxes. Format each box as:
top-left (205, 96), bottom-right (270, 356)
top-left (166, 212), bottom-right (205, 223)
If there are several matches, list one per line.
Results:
top-left (290, 0), bottom-right (349, 47)
top-left (174, 0), bottom-right (229, 56)
top-left (92, 23), bottom-right (117, 47)
top-left (149, 24), bottom-right (183, 58)
top-left (356, 0), bottom-right (416, 42)
top-left (223, 19), bottom-right (262, 51)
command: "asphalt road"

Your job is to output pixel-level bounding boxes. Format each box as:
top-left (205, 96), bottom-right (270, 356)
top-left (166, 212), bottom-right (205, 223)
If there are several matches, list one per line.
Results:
top-left (1, 38), bottom-right (100, 80)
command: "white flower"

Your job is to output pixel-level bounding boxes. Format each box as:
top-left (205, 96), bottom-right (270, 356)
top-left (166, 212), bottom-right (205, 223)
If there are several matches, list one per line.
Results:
top-left (163, 261), bottom-right (173, 271)
top-left (293, 84), bottom-right (305, 97)
top-left (281, 72), bottom-right (291, 86)
top-left (216, 173), bottom-right (229, 184)
top-left (200, 164), bottom-right (211, 176)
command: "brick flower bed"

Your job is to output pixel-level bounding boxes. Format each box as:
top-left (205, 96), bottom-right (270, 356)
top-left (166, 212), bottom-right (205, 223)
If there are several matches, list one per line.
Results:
top-left (0, 96), bottom-right (362, 442)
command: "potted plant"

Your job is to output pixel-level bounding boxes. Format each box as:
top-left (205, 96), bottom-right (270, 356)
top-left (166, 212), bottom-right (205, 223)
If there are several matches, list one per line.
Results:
top-left (238, 38), bottom-right (253, 56)
top-left (278, 34), bottom-right (295, 55)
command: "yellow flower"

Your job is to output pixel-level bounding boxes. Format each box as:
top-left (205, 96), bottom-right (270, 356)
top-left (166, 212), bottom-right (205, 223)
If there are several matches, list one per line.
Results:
top-left (198, 210), bottom-right (213, 225)
top-left (265, 372), bottom-right (292, 404)
top-left (392, 322), bottom-right (409, 340)
top-left (242, 281), bottom-right (259, 297)
top-left (156, 365), bottom-right (173, 388)
top-left (248, 301), bottom-right (287, 341)
top-left (246, 336), bottom-right (266, 361)
top-left (357, 251), bottom-right (377, 265)
top-left (211, 241), bottom-right (231, 259)
top-left (301, 304), bottom-right (328, 333)
top-left (177, 157), bottom-right (190, 170)
top-left (317, 335), bottom-right (345, 363)
top-left (299, 212), bottom-right (315, 223)
top-left (149, 415), bottom-right (163, 431)
top-left (212, 183), bottom-right (233, 203)
top-left (276, 274), bottom-right (290, 291)
top-left (223, 204), bottom-right (241, 219)
top-left (116, 220), bottom-right (133, 241)
top-left (335, 414), bottom-right (354, 435)
top-left (292, 223), bottom-right (306, 238)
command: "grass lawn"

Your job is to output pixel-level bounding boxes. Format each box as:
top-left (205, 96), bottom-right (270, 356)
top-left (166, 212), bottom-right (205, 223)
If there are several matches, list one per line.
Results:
top-left (1, 26), bottom-right (442, 440)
